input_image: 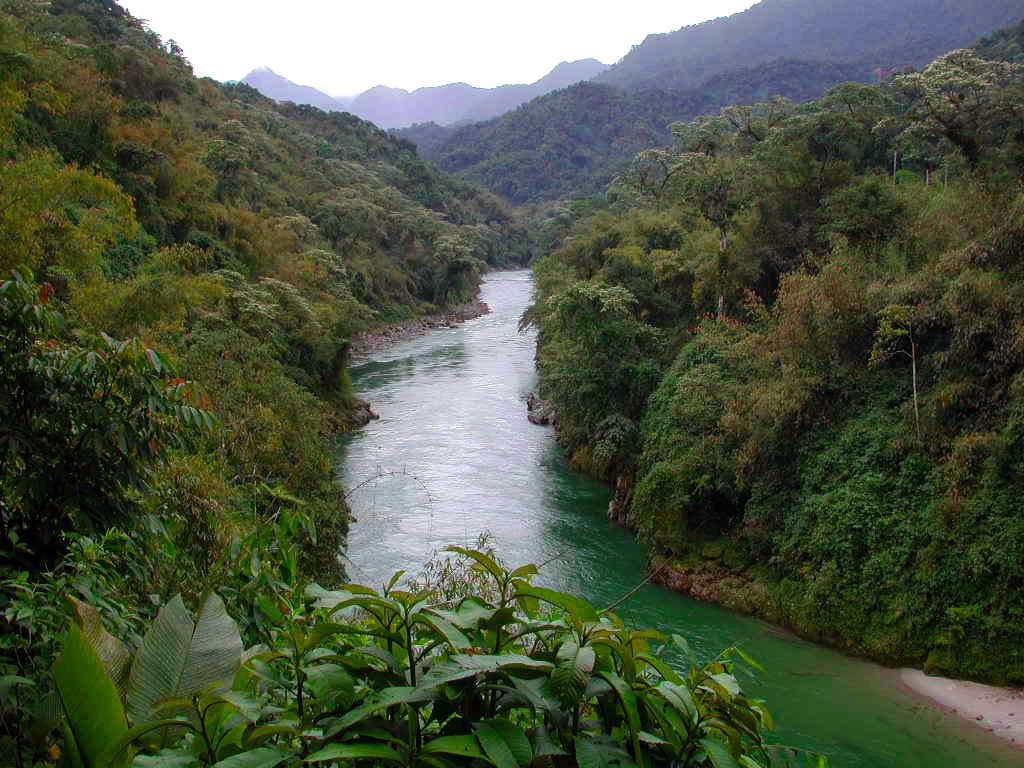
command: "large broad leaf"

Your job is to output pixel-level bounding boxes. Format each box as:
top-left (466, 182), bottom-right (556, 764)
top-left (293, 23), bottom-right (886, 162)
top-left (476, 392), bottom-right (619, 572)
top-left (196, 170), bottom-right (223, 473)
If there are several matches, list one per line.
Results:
top-left (327, 686), bottom-right (439, 735)
top-left (127, 594), bottom-right (242, 724)
top-left (212, 746), bottom-right (295, 768)
top-left (514, 584), bottom-right (598, 622)
top-left (52, 624), bottom-right (131, 768)
top-left (135, 748), bottom-right (201, 767)
top-left (68, 597), bottom-right (132, 693)
top-left (530, 724), bottom-right (568, 758)
top-left (550, 641), bottom-right (595, 708)
top-left (574, 736), bottom-right (637, 768)
top-left (304, 663), bottom-right (356, 711)
top-left (699, 738), bottom-right (740, 768)
top-left (421, 734), bottom-right (487, 760)
top-left (419, 653), bottom-right (553, 687)
top-left (304, 743), bottom-right (404, 763)
top-left (473, 719), bottom-right (533, 768)
top-left (596, 672), bottom-right (645, 768)
top-left (415, 611), bottom-right (471, 649)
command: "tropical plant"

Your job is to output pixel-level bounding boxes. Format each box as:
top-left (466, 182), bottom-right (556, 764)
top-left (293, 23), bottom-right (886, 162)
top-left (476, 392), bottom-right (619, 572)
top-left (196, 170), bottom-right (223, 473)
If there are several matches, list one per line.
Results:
top-left (45, 549), bottom-right (827, 768)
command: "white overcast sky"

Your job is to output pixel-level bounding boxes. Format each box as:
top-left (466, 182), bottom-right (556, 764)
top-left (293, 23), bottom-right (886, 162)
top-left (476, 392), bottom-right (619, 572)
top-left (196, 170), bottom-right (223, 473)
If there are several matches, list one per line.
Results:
top-left (120, 1), bottom-right (756, 96)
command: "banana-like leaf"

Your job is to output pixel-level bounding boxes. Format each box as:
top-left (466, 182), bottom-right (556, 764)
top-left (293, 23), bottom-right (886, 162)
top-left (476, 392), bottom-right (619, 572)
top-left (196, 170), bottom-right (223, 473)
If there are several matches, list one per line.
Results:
top-left (473, 719), bottom-right (533, 768)
top-left (212, 746), bottom-right (295, 768)
top-left (52, 624), bottom-right (131, 768)
top-left (127, 594), bottom-right (242, 724)
top-left (305, 742), bottom-right (404, 763)
top-left (551, 641), bottom-right (595, 708)
top-left (68, 597), bottom-right (132, 694)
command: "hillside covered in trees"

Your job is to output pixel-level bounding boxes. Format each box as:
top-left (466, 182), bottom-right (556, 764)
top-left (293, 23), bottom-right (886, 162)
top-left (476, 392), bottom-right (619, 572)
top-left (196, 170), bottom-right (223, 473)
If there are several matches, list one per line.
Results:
top-left (0, 0), bottom-right (530, 723)
top-left (527, 46), bottom-right (1024, 684)
top-left (402, 0), bottom-right (1024, 204)
top-left (597, 0), bottom-right (1024, 92)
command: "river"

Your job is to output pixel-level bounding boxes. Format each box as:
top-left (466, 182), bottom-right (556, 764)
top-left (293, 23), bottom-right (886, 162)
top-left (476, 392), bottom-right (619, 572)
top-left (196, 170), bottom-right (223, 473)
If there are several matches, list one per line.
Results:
top-left (336, 270), bottom-right (1018, 767)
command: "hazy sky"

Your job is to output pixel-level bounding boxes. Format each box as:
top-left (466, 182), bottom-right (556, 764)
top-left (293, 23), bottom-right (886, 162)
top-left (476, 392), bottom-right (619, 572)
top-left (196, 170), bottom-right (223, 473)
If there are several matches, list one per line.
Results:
top-left (120, 1), bottom-right (756, 96)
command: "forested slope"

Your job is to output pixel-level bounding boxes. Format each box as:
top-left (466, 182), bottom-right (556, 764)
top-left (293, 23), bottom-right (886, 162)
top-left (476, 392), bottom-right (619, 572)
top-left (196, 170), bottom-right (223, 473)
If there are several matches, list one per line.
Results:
top-left (598, 0), bottom-right (1024, 91)
top-left (0, 0), bottom-right (527, 607)
top-left (528, 49), bottom-right (1024, 684)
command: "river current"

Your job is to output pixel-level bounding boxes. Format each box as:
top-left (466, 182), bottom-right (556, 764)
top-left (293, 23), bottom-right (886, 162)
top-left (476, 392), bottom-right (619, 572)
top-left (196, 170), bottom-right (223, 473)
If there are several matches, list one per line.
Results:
top-left (337, 270), bottom-right (1018, 767)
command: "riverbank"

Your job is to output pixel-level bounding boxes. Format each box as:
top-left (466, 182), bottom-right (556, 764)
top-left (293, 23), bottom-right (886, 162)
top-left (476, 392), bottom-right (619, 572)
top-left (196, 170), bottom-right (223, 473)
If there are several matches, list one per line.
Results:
top-left (901, 669), bottom-right (1024, 750)
top-left (351, 297), bottom-right (490, 356)
top-left (644, 553), bottom-right (1024, 749)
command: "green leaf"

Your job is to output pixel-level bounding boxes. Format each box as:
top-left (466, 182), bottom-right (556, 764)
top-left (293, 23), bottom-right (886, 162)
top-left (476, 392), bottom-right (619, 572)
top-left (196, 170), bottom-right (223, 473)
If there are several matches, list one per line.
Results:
top-left (514, 584), bottom-right (598, 622)
top-left (650, 681), bottom-right (696, 724)
top-left (304, 663), bottom-right (355, 711)
top-left (551, 641), bottom-right (595, 708)
top-left (134, 748), bottom-right (200, 768)
top-left (699, 738), bottom-right (740, 768)
top-left (530, 724), bottom-right (568, 758)
top-left (305, 743), bottom-right (404, 763)
top-left (328, 687), bottom-right (438, 735)
top-left (596, 672), bottom-right (645, 768)
top-left (473, 719), bottom-right (532, 768)
top-left (574, 736), bottom-right (637, 768)
top-left (127, 594), bottom-right (242, 724)
top-left (68, 597), bottom-right (132, 694)
top-left (421, 734), bottom-right (487, 760)
top-left (52, 624), bottom-right (131, 768)
top-left (445, 546), bottom-right (506, 586)
top-left (212, 747), bottom-right (295, 768)
top-left (415, 611), bottom-right (471, 649)
top-left (419, 654), bottom-right (553, 687)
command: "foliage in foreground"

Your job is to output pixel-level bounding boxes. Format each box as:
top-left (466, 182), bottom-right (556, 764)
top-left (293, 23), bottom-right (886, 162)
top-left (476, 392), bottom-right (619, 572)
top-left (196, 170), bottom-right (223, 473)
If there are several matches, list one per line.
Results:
top-left (22, 548), bottom-right (825, 768)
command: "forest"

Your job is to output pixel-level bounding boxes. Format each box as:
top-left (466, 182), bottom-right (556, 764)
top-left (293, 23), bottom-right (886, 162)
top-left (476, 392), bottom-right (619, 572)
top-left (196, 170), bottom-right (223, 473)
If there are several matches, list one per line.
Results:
top-left (528, 46), bottom-right (1024, 685)
top-left (3, 0), bottom-right (1024, 765)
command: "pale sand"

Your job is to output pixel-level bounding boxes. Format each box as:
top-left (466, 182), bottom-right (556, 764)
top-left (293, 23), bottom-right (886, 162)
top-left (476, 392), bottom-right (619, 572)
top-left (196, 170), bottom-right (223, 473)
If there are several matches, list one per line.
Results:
top-left (900, 668), bottom-right (1024, 750)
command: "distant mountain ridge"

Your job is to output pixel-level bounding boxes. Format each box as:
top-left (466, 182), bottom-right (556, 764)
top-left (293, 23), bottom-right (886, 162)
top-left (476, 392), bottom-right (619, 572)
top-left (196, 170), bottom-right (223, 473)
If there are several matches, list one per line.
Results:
top-left (403, 0), bottom-right (1024, 204)
top-left (241, 59), bottom-right (609, 129)
top-left (598, 0), bottom-right (1024, 91)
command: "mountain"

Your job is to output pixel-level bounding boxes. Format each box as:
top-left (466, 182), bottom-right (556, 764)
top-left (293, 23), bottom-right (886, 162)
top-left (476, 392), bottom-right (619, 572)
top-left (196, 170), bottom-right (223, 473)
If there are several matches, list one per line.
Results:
top-left (240, 67), bottom-right (351, 111)
top-left (404, 57), bottom-right (870, 204)
top-left (243, 59), bottom-right (609, 129)
top-left (415, 0), bottom-right (1024, 204)
top-left (974, 17), bottom-right (1024, 62)
top-left (598, 0), bottom-right (1024, 92)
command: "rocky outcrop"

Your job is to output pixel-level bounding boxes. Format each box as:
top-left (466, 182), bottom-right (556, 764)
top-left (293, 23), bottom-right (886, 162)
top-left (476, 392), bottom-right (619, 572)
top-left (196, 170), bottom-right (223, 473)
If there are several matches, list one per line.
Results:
top-left (607, 472), bottom-right (634, 528)
top-left (352, 299), bottom-right (490, 356)
top-left (321, 397), bottom-right (379, 435)
top-left (526, 392), bottom-right (556, 426)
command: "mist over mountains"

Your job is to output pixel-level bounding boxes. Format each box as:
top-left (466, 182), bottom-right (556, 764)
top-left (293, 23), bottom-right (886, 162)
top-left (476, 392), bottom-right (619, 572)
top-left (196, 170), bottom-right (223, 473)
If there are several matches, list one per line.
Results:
top-left (241, 59), bottom-right (609, 129)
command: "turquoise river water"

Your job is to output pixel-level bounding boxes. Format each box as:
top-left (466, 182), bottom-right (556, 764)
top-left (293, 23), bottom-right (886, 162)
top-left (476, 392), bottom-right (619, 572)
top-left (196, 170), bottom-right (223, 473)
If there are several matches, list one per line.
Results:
top-left (337, 270), bottom-right (1019, 767)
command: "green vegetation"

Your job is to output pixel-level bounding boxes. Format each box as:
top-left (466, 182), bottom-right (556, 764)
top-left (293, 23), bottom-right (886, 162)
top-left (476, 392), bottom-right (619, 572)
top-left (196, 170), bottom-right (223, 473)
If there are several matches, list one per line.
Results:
top-left (17, 544), bottom-right (825, 768)
top-left (597, 0), bottom-right (1023, 92)
top-left (530, 48), bottom-right (1024, 684)
top-left (0, 1), bottom-right (533, 761)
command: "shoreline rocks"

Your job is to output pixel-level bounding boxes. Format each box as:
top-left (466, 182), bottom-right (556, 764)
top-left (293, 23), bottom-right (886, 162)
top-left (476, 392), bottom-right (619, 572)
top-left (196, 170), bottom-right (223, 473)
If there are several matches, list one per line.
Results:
top-left (352, 298), bottom-right (491, 356)
top-left (526, 392), bottom-right (556, 426)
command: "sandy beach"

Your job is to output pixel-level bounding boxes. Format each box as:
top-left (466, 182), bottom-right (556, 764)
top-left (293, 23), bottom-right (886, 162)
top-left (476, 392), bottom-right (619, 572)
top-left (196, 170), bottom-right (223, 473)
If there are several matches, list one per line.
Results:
top-left (900, 669), bottom-right (1024, 750)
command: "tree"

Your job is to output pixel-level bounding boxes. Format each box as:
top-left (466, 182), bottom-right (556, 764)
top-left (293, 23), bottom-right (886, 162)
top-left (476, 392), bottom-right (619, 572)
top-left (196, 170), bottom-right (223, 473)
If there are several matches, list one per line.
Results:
top-left (891, 49), bottom-right (1021, 170)
top-left (870, 304), bottom-right (921, 441)
top-left (0, 267), bottom-right (213, 565)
